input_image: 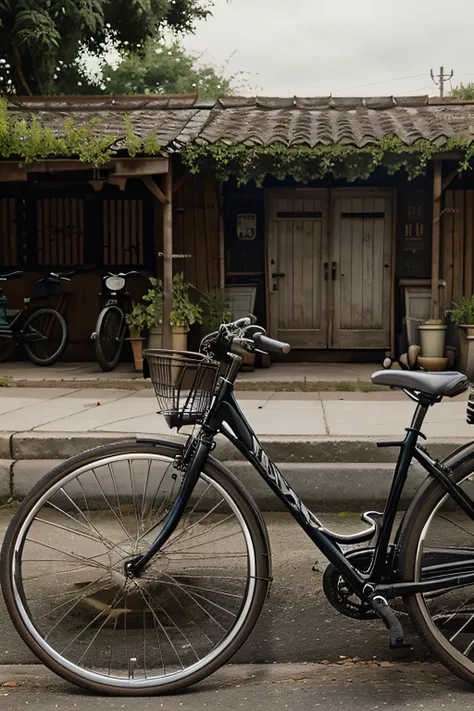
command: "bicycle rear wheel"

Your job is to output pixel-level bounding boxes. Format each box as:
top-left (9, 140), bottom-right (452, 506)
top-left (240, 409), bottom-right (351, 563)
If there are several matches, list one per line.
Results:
top-left (95, 306), bottom-right (125, 372)
top-left (400, 450), bottom-right (474, 686)
top-left (23, 308), bottom-right (68, 366)
top-left (1, 440), bottom-right (270, 695)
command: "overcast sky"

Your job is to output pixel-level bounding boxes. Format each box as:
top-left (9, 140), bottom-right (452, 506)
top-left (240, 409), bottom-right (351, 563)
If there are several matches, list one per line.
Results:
top-left (182, 0), bottom-right (474, 97)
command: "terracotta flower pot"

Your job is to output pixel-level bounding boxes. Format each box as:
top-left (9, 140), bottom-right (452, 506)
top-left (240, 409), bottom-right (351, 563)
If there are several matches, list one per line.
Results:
top-left (127, 336), bottom-right (145, 372)
top-left (459, 325), bottom-right (474, 380)
top-left (172, 326), bottom-right (188, 352)
top-left (147, 326), bottom-right (162, 350)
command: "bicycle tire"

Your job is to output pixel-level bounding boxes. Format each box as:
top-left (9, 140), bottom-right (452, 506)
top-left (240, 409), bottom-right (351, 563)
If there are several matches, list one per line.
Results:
top-left (1, 439), bottom-right (271, 696)
top-left (399, 443), bottom-right (474, 686)
top-left (23, 308), bottom-right (68, 366)
top-left (95, 306), bottom-right (126, 372)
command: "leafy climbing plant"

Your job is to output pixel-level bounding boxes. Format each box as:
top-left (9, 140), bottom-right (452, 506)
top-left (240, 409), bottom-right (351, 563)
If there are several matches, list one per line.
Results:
top-left (0, 98), bottom-right (162, 166)
top-left (3, 95), bottom-right (474, 181)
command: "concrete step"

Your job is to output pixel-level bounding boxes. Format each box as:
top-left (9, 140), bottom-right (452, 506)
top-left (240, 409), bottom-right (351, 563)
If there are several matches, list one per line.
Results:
top-left (0, 458), bottom-right (442, 510)
top-left (0, 430), bottom-right (469, 463)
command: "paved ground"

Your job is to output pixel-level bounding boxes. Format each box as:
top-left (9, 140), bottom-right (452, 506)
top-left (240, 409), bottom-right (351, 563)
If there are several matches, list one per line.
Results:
top-left (0, 662), bottom-right (472, 710)
top-left (0, 386), bottom-right (470, 437)
top-left (0, 361), bottom-right (379, 385)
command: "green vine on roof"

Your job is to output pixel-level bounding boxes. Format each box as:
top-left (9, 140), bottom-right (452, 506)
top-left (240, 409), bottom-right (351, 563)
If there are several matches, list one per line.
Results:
top-left (181, 136), bottom-right (474, 186)
top-left (2, 94), bottom-right (474, 181)
top-left (0, 97), bottom-right (163, 167)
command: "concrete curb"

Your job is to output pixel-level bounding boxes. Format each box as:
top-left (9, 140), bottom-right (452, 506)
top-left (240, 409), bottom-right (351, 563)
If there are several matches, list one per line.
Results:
top-left (3, 458), bottom-right (425, 508)
top-left (1, 430), bottom-right (469, 463)
top-left (0, 431), bottom-right (471, 508)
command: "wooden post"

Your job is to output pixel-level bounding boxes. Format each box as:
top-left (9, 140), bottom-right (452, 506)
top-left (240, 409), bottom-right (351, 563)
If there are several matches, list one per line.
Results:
top-left (431, 160), bottom-right (442, 319)
top-left (162, 166), bottom-right (173, 349)
top-left (218, 181), bottom-right (225, 290)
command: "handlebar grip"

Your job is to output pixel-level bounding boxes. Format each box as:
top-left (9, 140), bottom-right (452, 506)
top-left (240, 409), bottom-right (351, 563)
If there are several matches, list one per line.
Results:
top-left (233, 317), bottom-right (252, 328)
top-left (253, 333), bottom-right (291, 355)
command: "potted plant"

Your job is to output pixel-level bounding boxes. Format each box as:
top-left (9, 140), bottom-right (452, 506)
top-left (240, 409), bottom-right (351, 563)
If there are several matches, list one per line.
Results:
top-left (170, 273), bottom-right (203, 351)
top-left (141, 274), bottom-right (203, 351)
top-left (201, 288), bottom-right (232, 334)
top-left (142, 278), bottom-right (163, 349)
top-left (446, 295), bottom-right (474, 379)
top-left (125, 303), bottom-right (154, 371)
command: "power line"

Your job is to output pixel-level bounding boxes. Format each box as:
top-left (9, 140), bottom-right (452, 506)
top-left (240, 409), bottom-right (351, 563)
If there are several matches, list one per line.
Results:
top-left (430, 66), bottom-right (453, 98)
top-left (336, 73), bottom-right (426, 92)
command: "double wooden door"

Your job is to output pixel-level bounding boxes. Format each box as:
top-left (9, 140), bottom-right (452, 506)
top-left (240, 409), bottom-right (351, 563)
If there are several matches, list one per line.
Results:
top-left (267, 189), bottom-right (393, 349)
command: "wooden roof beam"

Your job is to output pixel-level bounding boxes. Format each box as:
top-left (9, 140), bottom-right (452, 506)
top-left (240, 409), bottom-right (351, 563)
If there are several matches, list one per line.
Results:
top-left (141, 175), bottom-right (168, 204)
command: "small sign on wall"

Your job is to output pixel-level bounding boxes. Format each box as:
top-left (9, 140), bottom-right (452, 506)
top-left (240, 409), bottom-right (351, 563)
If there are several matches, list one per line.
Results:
top-left (237, 213), bottom-right (256, 240)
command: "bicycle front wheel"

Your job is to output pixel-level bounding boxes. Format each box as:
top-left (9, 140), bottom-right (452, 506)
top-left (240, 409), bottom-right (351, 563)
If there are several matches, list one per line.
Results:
top-left (95, 306), bottom-right (125, 372)
top-left (23, 308), bottom-right (68, 366)
top-left (400, 450), bottom-right (474, 686)
top-left (1, 440), bottom-right (270, 696)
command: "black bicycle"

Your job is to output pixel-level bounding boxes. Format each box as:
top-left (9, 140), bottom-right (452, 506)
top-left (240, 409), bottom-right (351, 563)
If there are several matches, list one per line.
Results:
top-left (92, 271), bottom-right (140, 371)
top-left (4, 318), bottom-right (474, 694)
top-left (0, 270), bottom-right (72, 366)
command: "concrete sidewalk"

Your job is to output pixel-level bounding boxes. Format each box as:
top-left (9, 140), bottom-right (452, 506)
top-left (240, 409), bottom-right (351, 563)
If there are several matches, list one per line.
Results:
top-left (0, 360), bottom-right (380, 389)
top-left (0, 386), bottom-right (470, 438)
top-left (0, 386), bottom-right (473, 506)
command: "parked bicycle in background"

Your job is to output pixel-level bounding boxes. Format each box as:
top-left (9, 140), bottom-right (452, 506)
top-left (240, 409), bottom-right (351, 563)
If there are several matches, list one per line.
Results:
top-left (0, 270), bottom-right (74, 366)
top-left (92, 270), bottom-right (141, 371)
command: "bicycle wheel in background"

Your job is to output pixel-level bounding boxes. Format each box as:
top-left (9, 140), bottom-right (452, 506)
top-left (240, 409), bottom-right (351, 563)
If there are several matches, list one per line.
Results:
top-left (23, 308), bottom-right (68, 366)
top-left (400, 451), bottom-right (474, 687)
top-left (1, 440), bottom-right (270, 695)
top-left (95, 305), bottom-right (126, 372)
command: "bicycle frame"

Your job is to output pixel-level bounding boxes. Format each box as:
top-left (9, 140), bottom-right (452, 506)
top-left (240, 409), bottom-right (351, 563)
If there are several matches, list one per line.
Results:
top-left (127, 354), bottom-right (474, 602)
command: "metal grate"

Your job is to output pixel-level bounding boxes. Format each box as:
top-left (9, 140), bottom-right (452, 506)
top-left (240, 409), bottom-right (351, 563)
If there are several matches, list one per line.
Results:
top-left (37, 197), bottom-right (84, 266)
top-left (144, 349), bottom-right (220, 428)
top-left (103, 199), bottom-right (144, 265)
top-left (0, 198), bottom-right (18, 266)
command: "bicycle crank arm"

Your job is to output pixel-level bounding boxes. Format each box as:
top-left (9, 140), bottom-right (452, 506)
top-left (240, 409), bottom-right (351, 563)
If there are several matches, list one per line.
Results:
top-left (369, 594), bottom-right (411, 650)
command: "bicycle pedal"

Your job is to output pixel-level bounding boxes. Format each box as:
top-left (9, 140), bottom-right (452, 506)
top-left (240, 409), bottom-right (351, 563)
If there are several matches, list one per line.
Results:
top-left (370, 594), bottom-right (411, 650)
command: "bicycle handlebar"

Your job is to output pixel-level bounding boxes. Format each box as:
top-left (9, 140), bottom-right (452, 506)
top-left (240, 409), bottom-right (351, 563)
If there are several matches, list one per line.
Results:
top-left (200, 317), bottom-right (291, 359)
top-left (253, 333), bottom-right (291, 355)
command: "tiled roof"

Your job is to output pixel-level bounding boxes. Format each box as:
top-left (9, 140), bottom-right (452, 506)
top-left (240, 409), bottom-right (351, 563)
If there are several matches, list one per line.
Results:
top-left (7, 94), bottom-right (474, 150)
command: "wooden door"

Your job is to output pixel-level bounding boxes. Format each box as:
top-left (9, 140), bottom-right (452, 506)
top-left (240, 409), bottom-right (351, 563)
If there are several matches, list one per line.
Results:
top-left (267, 190), bottom-right (328, 348)
top-left (331, 190), bottom-right (392, 349)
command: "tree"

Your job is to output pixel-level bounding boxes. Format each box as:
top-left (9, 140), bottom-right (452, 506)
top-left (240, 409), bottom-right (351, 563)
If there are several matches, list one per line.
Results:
top-left (450, 83), bottom-right (474, 100)
top-left (0, 0), bottom-right (210, 95)
top-left (82, 39), bottom-right (234, 98)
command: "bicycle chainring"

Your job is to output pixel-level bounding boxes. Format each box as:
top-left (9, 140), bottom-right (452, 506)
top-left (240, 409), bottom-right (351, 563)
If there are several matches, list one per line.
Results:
top-left (322, 559), bottom-right (378, 621)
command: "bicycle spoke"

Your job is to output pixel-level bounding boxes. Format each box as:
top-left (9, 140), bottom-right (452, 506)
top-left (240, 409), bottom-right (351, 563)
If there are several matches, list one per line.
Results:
top-left (44, 573), bottom-right (113, 641)
top-left (164, 512), bottom-right (236, 551)
top-left (91, 468), bottom-right (134, 544)
top-left (139, 586), bottom-right (198, 664)
top-left (136, 587), bottom-right (185, 670)
top-left (144, 572), bottom-right (227, 633)
top-left (75, 589), bottom-right (126, 667)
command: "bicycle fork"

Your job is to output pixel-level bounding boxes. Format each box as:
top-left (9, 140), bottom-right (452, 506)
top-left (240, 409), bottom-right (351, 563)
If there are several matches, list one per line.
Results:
top-left (124, 433), bottom-right (214, 579)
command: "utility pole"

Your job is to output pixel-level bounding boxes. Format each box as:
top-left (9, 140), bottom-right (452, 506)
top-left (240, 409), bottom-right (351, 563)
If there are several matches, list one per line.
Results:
top-left (430, 66), bottom-right (454, 98)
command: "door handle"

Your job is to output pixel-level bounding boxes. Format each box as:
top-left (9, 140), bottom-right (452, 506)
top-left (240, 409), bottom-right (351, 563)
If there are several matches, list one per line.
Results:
top-left (271, 273), bottom-right (285, 278)
top-left (324, 262), bottom-right (328, 281)
top-left (331, 262), bottom-right (337, 281)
